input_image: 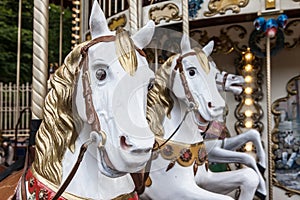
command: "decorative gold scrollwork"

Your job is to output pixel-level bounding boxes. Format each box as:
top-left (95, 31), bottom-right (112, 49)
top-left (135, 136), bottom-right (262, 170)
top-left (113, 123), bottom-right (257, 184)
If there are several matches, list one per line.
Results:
top-left (148, 3), bottom-right (182, 24)
top-left (234, 51), bottom-right (264, 134)
top-left (108, 14), bottom-right (127, 31)
top-left (284, 20), bottom-right (300, 48)
top-left (204, 0), bottom-right (249, 17)
top-left (190, 25), bottom-right (247, 54)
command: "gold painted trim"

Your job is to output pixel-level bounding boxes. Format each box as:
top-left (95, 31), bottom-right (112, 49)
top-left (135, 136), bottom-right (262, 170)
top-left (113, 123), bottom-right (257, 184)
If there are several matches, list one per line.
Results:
top-left (31, 168), bottom-right (89, 200)
top-left (204, 0), bottom-right (249, 17)
top-left (265, 0), bottom-right (276, 10)
top-left (148, 3), bottom-right (182, 24)
top-left (108, 14), bottom-right (127, 31)
top-left (234, 49), bottom-right (264, 134)
top-left (153, 137), bottom-right (207, 167)
top-left (31, 167), bottom-right (137, 200)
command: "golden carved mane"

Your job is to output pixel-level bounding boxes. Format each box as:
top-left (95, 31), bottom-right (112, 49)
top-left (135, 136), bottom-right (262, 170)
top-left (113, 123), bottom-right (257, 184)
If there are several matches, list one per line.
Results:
top-left (32, 43), bottom-right (85, 185)
top-left (33, 29), bottom-right (138, 185)
top-left (146, 56), bottom-right (175, 137)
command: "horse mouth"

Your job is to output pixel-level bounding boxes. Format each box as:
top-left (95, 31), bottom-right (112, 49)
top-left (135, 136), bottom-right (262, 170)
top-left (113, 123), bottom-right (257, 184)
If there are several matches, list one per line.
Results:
top-left (120, 136), bottom-right (133, 150)
top-left (231, 83), bottom-right (243, 87)
top-left (193, 111), bottom-right (209, 129)
top-left (99, 148), bottom-right (126, 178)
top-left (120, 136), bottom-right (152, 154)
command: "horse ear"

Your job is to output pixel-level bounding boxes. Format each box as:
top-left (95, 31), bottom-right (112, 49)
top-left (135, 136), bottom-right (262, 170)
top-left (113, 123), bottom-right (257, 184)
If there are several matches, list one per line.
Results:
top-left (181, 34), bottom-right (191, 54)
top-left (202, 41), bottom-right (214, 57)
top-left (171, 58), bottom-right (186, 99)
top-left (89, 0), bottom-right (113, 39)
top-left (131, 20), bottom-right (155, 49)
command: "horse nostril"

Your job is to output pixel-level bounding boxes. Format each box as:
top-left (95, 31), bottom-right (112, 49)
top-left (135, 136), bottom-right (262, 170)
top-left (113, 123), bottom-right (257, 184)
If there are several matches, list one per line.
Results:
top-left (208, 102), bottom-right (213, 108)
top-left (120, 136), bottom-right (133, 150)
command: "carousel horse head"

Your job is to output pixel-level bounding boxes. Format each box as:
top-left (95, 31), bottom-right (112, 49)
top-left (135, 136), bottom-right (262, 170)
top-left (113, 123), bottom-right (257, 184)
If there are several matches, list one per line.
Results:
top-left (211, 60), bottom-right (245, 95)
top-left (32, 0), bottom-right (155, 187)
top-left (171, 35), bottom-right (226, 127)
top-left (147, 34), bottom-right (225, 136)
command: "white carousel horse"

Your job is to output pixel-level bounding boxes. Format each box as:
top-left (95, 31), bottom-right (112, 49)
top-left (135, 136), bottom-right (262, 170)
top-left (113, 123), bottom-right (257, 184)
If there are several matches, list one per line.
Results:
top-left (16, 2), bottom-right (156, 199)
top-left (202, 60), bottom-right (267, 198)
top-left (141, 35), bottom-right (260, 200)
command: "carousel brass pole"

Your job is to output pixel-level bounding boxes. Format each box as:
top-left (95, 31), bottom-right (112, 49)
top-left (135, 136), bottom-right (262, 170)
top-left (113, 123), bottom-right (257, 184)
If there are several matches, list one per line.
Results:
top-left (266, 35), bottom-right (273, 200)
top-left (30, 0), bottom-right (49, 145)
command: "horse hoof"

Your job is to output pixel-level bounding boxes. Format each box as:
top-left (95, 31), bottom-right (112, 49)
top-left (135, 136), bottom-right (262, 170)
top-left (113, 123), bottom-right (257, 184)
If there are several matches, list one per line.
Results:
top-left (255, 191), bottom-right (266, 200)
top-left (257, 163), bottom-right (266, 176)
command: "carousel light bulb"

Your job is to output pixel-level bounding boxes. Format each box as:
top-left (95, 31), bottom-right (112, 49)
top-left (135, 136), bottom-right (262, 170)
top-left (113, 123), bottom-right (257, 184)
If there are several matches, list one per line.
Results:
top-left (245, 120), bottom-right (253, 128)
top-left (244, 142), bottom-right (253, 151)
top-left (73, 1), bottom-right (80, 5)
top-left (72, 26), bottom-right (80, 31)
top-left (244, 87), bottom-right (253, 94)
top-left (72, 34), bottom-right (80, 39)
top-left (244, 52), bottom-right (253, 62)
top-left (245, 110), bottom-right (253, 117)
top-left (245, 98), bottom-right (253, 106)
top-left (245, 75), bottom-right (253, 83)
top-left (72, 7), bottom-right (80, 13)
top-left (245, 64), bottom-right (253, 72)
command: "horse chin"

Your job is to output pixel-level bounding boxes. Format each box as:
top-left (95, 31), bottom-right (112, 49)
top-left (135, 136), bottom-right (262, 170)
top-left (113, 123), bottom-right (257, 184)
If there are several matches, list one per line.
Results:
top-left (193, 111), bottom-right (209, 128)
top-left (229, 84), bottom-right (244, 95)
top-left (98, 144), bottom-right (148, 177)
top-left (98, 147), bottom-right (126, 178)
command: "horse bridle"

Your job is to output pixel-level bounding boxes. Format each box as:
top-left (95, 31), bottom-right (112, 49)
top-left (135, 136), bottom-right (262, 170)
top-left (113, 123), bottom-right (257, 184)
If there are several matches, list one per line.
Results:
top-left (80, 34), bottom-right (146, 146)
top-left (52, 33), bottom-right (146, 200)
top-left (80, 35), bottom-right (117, 147)
top-left (216, 71), bottom-right (229, 92)
top-left (171, 52), bottom-right (199, 107)
top-left (173, 52), bottom-right (211, 128)
top-left (154, 51), bottom-right (211, 151)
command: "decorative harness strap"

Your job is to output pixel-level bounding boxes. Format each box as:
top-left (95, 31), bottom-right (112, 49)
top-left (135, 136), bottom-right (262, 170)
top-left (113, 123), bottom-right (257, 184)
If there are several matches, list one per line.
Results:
top-left (172, 52), bottom-right (198, 108)
top-left (79, 34), bottom-right (146, 142)
top-left (145, 136), bottom-right (208, 187)
top-left (153, 137), bottom-right (207, 171)
top-left (80, 35), bottom-right (117, 146)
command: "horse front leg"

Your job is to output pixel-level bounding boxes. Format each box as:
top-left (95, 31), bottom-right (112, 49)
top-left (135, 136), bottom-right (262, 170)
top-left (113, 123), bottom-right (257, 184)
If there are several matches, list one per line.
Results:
top-left (207, 147), bottom-right (267, 198)
top-left (222, 129), bottom-right (266, 170)
top-left (195, 166), bottom-right (259, 200)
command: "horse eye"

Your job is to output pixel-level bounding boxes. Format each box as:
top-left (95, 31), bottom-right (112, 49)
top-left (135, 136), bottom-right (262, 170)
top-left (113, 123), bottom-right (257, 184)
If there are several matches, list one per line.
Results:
top-left (96, 69), bottom-right (107, 81)
top-left (189, 69), bottom-right (196, 76)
